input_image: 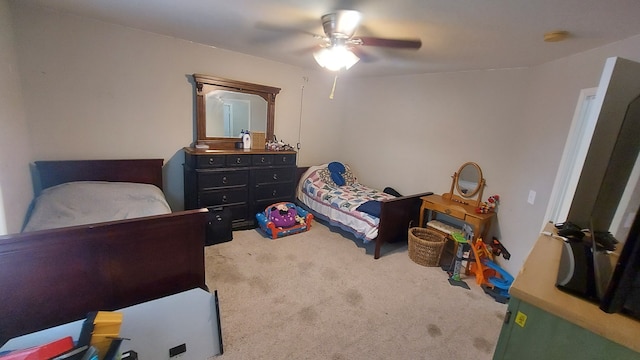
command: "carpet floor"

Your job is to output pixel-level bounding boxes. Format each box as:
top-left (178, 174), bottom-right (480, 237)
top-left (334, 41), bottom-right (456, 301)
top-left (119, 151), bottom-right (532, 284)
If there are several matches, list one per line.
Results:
top-left (205, 222), bottom-right (507, 359)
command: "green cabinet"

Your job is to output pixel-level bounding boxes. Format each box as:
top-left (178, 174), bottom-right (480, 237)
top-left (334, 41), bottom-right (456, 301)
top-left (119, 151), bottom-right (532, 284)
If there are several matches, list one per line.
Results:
top-left (493, 298), bottom-right (640, 360)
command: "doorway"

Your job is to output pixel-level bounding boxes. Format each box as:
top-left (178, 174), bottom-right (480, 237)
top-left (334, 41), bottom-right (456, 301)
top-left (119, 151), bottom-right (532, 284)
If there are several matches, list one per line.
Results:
top-left (544, 87), bottom-right (597, 225)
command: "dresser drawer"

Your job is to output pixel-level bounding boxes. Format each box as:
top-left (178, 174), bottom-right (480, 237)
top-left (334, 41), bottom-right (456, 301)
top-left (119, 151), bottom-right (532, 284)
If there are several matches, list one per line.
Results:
top-left (426, 200), bottom-right (466, 220)
top-left (253, 167), bottom-right (295, 184)
top-left (199, 188), bottom-right (248, 207)
top-left (273, 153), bottom-right (296, 166)
top-left (226, 154), bottom-right (251, 167)
top-left (195, 154), bottom-right (225, 168)
top-left (198, 170), bottom-right (248, 189)
top-left (252, 154), bottom-right (273, 166)
top-left (253, 183), bottom-right (294, 201)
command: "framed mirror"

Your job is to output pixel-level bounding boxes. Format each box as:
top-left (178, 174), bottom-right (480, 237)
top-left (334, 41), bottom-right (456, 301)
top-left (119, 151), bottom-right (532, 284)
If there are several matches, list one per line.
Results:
top-left (193, 74), bottom-right (280, 149)
top-left (443, 162), bottom-right (485, 207)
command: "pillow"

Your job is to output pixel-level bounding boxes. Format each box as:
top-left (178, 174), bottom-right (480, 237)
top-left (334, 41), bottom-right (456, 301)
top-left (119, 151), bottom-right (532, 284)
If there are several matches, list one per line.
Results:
top-left (356, 200), bottom-right (382, 218)
top-left (328, 161), bottom-right (346, 186)
top-left (317, 163), bottom-right (356, 187)
top-left (328, 161), bottom-right (346, 174)
top-left (317, 168), bottom-right (337, 187)
top-left (331, 172), bottom-right (346, 186)
top-left (342, 166), bottom-right (356, 186)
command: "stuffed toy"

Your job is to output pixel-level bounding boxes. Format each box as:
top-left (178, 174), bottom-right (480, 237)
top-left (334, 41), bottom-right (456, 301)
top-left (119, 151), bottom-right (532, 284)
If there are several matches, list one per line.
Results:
top-left (269, 203), bottom-right (298, 228)
top-left (476, 194), bottom-right (500, 214)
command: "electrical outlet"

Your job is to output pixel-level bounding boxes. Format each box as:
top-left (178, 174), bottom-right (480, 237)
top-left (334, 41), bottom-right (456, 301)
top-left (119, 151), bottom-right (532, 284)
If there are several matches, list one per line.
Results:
top-left (528, 190), bottom-right (536, 205)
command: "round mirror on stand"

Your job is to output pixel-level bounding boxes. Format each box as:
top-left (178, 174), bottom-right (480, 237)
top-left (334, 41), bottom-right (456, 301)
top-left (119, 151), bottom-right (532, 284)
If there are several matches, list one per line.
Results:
top-left (442, 162), bottom-right (485, 207)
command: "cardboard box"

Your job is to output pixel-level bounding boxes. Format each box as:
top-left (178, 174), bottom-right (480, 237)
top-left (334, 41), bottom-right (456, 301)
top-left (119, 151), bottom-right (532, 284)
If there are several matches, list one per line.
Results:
top-left (251, 132), bottom-right (266, 150)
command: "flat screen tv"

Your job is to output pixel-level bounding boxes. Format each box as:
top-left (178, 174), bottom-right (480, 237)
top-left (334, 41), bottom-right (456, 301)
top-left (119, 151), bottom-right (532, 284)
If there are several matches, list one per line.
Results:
top-left (563, 57), bottom-right (640, 320)
top-left (600, 209), bottom-right (640, 318)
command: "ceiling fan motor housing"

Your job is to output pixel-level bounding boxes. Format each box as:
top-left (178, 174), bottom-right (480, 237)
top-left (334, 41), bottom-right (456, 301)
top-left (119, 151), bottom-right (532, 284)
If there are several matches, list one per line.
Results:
top-left (321, 10), bottom-right (362, 39)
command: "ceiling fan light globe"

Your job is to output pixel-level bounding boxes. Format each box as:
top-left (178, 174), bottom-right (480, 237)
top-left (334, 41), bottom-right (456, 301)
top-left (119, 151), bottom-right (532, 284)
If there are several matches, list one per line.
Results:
top-left (313, 46), bottom-right (359, 71)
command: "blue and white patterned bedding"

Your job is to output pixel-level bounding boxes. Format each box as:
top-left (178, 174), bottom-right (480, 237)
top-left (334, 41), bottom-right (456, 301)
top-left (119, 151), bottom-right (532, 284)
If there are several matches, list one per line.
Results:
top-left (296, 164), bottom-right (395, 241)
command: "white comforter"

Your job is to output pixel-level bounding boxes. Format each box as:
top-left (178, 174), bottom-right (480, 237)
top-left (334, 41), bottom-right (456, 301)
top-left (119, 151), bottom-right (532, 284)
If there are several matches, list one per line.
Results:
top-left (23, 181), bottom-right (172, 232)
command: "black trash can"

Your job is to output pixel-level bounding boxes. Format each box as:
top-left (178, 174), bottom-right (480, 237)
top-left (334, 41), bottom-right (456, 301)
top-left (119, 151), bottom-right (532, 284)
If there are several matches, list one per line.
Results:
top-left (205, 206), bottom-right (233, 246)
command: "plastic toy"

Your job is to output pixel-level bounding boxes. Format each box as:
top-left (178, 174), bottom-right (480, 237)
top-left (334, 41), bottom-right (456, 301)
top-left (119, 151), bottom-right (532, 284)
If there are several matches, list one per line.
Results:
top-left (447, 231), bottom-right (471, 289)
top-left (467, 236), bottom-right (514, 303)
top-left (468, 237), bottom-right (497, 286)
top-left (476, 194), bottom-right (500, 214)
top-left (256, 202), bottom-right (313, 239)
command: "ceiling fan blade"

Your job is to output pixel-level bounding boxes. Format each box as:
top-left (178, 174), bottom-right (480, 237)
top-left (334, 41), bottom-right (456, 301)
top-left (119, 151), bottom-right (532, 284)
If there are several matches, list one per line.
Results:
top-left (255, 21), bottom-right (322, 39)
top-left (350, 46), bottom-right (376, 63)
top-left (358, 36), bottom-right (422, 49)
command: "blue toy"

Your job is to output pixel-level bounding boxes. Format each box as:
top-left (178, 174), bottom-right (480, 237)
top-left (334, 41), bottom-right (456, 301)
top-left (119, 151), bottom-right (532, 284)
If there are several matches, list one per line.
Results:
top-left (480, 259), bottom-right (514, 303)
top-left (256, 202), bottom-right (313, 239)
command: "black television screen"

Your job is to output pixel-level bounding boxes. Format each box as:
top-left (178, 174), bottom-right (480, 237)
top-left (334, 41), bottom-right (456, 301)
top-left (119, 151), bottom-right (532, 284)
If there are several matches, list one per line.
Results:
top-left (600, 209), bottom-right (640, 318)
top-left (562, 57), bottom-right (640, 319)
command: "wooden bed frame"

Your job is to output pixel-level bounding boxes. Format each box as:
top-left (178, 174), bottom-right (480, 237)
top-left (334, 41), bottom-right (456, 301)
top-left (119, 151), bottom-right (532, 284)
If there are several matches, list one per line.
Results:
top-left (0, 159), bottom-right (209, 344)
top-left (373, 191), bottom-right (433, 258)
top-left (295, 166), bottom-right (432, 259)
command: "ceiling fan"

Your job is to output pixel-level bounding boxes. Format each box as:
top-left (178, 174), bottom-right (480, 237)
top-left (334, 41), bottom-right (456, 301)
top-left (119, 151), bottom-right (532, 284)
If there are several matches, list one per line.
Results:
top-left (312, 10), bottom-right (422, 71)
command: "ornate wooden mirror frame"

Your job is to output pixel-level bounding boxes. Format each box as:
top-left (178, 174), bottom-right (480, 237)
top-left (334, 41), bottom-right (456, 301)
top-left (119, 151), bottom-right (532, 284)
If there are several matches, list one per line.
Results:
top-left (442, 162), bottom-right (485, 207)
top-left (193, 74), bottom-right (281, 150)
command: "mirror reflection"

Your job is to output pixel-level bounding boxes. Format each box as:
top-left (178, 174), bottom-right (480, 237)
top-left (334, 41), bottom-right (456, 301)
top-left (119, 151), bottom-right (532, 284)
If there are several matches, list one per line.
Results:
top-left (205, 90), bottom-right (267, 137)
top-left (193, 73), bottom-right (280, 150)
top-left (444, 162), bottom-right (485, 207)
top-left (457, 163), bottom-right (480, 196)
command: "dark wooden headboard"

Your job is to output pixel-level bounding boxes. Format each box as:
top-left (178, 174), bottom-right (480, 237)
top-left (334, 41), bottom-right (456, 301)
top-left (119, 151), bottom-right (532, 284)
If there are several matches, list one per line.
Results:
top-left (34, 159), bottom-right (164, 194)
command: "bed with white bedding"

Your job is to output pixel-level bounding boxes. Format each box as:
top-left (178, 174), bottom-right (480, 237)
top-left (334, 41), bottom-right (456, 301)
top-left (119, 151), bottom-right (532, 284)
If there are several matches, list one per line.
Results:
top-left (23, 181), bottom-right (172, 232)
top-left (1, 159), bottom-right (208, 343)
top-left (297, 163), bottom-right (432, 258)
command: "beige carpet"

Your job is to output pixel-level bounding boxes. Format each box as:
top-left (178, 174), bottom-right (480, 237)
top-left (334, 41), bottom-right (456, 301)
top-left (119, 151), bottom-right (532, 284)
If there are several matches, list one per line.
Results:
top-left (205, 222), bottom-right (508, 360)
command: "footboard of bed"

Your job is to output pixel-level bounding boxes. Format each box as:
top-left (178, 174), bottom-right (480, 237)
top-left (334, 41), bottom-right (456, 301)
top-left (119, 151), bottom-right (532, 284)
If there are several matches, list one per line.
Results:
top-left (0, 209), bottom-right (208, 344)
top-left (375, 192), bottom-right (433, 259)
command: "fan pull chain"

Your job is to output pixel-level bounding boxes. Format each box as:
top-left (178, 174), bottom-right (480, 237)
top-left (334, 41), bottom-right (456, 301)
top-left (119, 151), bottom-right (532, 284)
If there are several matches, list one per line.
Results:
top-left (329, 75), bottom-right (338, 99)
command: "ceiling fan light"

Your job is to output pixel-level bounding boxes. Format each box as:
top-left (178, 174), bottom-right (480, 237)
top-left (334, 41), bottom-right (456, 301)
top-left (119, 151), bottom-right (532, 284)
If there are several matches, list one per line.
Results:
top-left (313, 46), bottom-right (360, 71)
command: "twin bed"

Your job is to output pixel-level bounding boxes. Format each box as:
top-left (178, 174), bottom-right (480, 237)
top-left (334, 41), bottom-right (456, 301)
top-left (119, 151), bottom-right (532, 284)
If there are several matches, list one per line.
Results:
top-left (0, 159), bottom-right (208, 344)
top-left (297, 163), bottom-right (432, 259)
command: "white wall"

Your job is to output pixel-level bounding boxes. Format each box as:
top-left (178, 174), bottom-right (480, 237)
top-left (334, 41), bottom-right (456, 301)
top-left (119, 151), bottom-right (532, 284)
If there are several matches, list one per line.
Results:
top-left (341, 35), bottom-right (640, 276)
top-left (0, 0), bottom-right (33, 234)
top-left (7, 2), bottom-right (345, 222)
top-left (5, 2), bottom-right (640, 276)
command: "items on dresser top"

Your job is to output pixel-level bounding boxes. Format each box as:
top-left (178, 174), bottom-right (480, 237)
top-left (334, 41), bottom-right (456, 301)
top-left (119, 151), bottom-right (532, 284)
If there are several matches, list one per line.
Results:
top-left (183, 148), bottom-right (297, 230)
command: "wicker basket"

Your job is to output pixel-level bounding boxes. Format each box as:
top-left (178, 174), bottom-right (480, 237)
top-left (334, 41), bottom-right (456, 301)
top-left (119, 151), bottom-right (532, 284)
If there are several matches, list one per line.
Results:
top-left (408, 227), bottom-right (447, 267)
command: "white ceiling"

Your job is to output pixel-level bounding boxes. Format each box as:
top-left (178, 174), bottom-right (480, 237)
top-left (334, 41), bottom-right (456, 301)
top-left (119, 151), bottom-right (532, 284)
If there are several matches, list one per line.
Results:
top-left (18, 0), bottom-right (640, 77)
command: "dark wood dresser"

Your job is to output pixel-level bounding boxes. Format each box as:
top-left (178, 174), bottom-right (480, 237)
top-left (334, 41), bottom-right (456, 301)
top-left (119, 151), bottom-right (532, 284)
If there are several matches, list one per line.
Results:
top-left (183, 147), bottom-right (297, 230)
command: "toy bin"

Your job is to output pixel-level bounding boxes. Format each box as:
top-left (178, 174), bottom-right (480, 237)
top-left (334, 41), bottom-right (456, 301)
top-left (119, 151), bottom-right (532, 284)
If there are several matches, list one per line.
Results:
top-left (408, 227), bottom-right (447, 267)
top-left (256, 202), bottom-right (313, 239)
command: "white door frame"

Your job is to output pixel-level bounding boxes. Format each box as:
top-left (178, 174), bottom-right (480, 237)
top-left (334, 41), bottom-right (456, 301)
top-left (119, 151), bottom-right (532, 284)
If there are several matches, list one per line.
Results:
top-left (544, 87), bottom-right (598, 226)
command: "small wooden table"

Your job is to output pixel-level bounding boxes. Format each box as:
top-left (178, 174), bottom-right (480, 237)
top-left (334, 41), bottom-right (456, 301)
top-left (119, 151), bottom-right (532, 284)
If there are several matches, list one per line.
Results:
top-left (418, 194), bottom-right (496, 244)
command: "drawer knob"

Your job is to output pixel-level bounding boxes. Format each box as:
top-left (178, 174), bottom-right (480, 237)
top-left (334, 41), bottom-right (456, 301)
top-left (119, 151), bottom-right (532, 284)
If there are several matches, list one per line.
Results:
top-left (236, 157), bottom-right (241, 164)
top-left (261, 157), bottom-right (266, 163)
top-left (222, 176), bottom-right (228, 184)
top-left (222, 195), bottom-right (228, 203)
top-left (272, 189), bottom-right (277, 196)
top-left (208, 158), bottom-right (214, 165)
top-left (445, 209), bottom-right (451, 215)
top-left (272, 173), bottom-right (278, 180)
top-left (282, 156), bottom-right (287, 163)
